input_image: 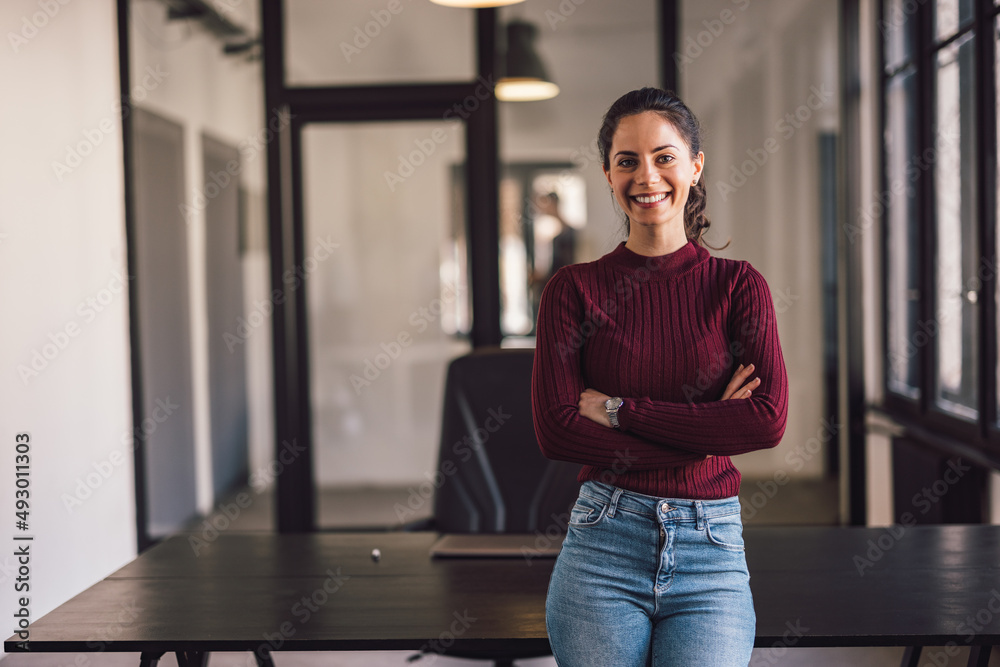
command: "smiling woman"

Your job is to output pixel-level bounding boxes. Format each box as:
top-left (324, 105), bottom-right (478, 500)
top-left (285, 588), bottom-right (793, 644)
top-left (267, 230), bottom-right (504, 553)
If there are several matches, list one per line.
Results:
top-left (531, 87), bottom-right (789, 667)
top-left (603, 111), bottom-right (704, 256)
top-left (599, 89), bottom-right (711, 255)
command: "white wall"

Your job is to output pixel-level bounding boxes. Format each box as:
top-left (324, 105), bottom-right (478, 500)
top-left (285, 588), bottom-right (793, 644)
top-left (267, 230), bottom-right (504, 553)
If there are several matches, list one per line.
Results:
top-left (0, 1), bottom-right (270, 643)
top-left (0, 0), bottom-right (137, 644)
top-left (128, 1), bottom-right (270, 513)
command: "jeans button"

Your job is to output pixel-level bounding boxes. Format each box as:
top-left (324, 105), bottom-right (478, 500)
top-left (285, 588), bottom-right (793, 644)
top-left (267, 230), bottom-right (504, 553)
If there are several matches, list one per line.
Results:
top-left (660, 503), bottom-right (670, 513)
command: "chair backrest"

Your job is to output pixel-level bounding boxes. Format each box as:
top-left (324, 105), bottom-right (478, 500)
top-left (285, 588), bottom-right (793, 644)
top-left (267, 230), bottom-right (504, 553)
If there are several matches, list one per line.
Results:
top-left (432, 347), bottom-right (581, 534)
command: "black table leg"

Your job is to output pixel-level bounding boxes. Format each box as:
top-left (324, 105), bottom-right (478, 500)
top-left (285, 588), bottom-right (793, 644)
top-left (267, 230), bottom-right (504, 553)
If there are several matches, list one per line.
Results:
top-left (967, 645), bottom-right (992, 667)
top-left (900, 646), bottom-right (922, 667)
top-left (140, 652), bottom-right (165, 667)
top-left (176, 652), bottom-right (209, 667)
top-left (254, 647), bottom-right (275, 667)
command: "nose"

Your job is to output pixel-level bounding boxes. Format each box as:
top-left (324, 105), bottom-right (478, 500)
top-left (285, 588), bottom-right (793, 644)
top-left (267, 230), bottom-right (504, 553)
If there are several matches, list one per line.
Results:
top-left (635, 158), bottom-right (661, 185)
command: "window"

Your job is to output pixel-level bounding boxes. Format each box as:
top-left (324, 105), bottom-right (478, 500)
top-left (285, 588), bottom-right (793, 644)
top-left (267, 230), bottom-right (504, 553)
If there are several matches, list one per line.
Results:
top-left (881, 0), bottom-right (1000, 453)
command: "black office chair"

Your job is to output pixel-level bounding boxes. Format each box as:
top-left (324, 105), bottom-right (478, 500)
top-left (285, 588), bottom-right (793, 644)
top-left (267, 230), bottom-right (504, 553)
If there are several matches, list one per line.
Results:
top-left (420, 346), bottom-right (581, 666)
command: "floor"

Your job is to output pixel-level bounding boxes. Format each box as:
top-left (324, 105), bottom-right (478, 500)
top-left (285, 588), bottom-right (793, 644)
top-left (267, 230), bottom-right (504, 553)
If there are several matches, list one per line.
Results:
top-left (5, 478), bottom-right (998, 667)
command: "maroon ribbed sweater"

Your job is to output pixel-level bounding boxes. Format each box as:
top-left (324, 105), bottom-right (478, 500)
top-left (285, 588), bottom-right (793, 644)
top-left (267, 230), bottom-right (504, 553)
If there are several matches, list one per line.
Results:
top-left (531, 240), bottom-right (789, 499)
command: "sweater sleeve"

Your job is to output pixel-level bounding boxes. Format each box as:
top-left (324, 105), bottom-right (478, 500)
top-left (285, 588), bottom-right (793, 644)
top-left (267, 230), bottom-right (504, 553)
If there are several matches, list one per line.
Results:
top-left (616, 263), bottom-right (788, 455)
top-left (531, 269), bottom-right (707, 470)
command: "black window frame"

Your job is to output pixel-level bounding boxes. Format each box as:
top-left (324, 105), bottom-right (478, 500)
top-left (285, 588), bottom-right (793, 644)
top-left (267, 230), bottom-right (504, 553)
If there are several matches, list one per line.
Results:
top-left (880, 0), bottom-right (1000, 467)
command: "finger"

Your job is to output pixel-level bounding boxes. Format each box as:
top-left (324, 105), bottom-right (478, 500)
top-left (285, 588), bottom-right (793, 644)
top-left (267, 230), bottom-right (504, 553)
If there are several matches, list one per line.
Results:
top-left (734, 378), bottom-right (761, 399)
top-left (723, 375), bottom-right (761, 401)
top-left (721, 364), bottom-right (756, 400)
top-left (728, 364), bottom-right (755, 388)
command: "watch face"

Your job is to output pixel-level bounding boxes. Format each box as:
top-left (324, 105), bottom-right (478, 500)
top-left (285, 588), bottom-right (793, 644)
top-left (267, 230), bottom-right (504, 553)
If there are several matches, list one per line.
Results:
top-left (605, 397), bottom-right (623, 410)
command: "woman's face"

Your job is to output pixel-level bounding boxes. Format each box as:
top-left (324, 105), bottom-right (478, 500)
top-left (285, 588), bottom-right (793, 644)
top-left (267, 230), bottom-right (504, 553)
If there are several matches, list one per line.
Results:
top-left (603, 111), bottom-right (704, 237)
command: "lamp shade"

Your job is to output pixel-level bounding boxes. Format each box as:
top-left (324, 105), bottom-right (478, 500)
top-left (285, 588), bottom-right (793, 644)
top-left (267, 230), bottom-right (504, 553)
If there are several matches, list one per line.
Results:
top-left (495, 20), bottom-right (559, 102)
top-left (429, 0), bottom-right (525, 7)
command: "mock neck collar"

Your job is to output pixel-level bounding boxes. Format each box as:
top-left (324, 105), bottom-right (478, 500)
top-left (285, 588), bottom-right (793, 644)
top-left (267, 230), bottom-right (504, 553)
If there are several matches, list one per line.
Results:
top-left (604, 240), bottom-right (708, 280)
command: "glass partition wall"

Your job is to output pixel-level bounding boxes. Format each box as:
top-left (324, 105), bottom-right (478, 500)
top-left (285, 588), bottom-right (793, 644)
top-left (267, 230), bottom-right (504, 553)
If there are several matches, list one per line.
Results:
top-left (282, 0), bottom-right (661, 528)
top-left (280, 0), bottom-right (483, 529)
top-left (302, 121), bottom-right (471, 528)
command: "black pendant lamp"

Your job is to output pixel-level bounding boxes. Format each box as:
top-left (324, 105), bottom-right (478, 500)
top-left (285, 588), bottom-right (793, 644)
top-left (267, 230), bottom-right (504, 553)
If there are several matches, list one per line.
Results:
top-left (430, 0), bottom-right (525, 6)
top-left (495, 20), bottom-right (559, 102)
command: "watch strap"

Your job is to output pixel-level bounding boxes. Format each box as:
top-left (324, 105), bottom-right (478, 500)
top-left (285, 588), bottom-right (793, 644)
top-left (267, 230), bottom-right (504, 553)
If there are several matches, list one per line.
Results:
top-left (605, 397), bottom-right (624, 429)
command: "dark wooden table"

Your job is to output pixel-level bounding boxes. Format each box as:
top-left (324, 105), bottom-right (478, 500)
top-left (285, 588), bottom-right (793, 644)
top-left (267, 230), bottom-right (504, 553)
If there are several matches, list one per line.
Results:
top-left (5, 526), bottom-right (999, 667)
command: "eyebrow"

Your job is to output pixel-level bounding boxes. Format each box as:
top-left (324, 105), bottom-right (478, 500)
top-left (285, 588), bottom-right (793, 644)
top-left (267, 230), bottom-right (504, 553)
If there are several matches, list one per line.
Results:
top-left (613, 144), bottom-right (678, 159)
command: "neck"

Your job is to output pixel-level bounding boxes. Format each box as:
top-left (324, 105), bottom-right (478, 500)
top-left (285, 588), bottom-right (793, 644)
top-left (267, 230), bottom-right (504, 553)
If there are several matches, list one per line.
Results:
top-left (624, 223), bottom-right (688, 257)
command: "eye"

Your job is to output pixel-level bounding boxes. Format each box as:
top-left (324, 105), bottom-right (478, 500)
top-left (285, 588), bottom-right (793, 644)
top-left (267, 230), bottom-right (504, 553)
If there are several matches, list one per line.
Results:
top-left (657, 154), bottom-right (675, 164)
top-left (617, 158), bottom-right (636, 168)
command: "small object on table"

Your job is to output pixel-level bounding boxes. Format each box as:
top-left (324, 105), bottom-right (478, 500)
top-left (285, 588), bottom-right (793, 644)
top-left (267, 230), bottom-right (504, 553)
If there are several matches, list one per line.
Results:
top-left (371, 548), bottom-right (381, 563)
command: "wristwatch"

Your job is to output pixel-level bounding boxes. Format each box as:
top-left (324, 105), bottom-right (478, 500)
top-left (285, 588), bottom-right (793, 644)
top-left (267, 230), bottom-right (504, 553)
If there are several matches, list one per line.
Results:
top-left (605, 397), bottom-right (624, 429)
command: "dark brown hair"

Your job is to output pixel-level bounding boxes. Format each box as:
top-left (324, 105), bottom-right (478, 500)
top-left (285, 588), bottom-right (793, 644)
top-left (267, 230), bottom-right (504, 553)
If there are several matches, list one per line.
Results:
top-left (598, 87), bottom-right (719, 248)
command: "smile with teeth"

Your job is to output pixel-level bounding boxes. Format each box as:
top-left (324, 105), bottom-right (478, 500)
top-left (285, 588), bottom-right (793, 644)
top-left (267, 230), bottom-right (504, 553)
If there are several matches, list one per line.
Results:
top-left (632, 192), bottom-right (669, 204)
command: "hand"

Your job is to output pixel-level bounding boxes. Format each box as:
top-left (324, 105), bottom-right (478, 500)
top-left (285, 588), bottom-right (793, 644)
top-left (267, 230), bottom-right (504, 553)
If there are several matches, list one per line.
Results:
top-left (578, 388), bottom-right (612, 427)
top-left (720, 364), bottom-right (761, 400)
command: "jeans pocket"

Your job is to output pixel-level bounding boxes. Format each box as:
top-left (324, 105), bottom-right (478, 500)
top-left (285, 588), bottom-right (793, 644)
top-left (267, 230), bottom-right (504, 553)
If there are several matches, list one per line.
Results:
top-left (705, 513), bottom-right (745, 551)
top-left (568, 493), bottom-right (608, 527)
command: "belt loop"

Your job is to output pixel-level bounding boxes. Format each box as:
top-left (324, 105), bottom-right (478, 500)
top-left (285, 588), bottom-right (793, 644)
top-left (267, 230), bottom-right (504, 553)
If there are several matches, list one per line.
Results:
top-left (607, 487), bottom-right (625, 518)
top-left (695, 500), bottom-right (705, 530)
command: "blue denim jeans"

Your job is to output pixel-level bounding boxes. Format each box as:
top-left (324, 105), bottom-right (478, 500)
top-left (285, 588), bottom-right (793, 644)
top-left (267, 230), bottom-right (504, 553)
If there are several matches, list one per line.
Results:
top-left (546, 481), bottom-right (755, 666)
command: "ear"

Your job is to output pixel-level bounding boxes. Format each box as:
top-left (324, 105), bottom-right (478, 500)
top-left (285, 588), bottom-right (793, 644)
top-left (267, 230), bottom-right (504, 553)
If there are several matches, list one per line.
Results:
top-left (602, 164), bottom-right (613, 188)
top-left (692, 151), bottom-right (705, 184)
